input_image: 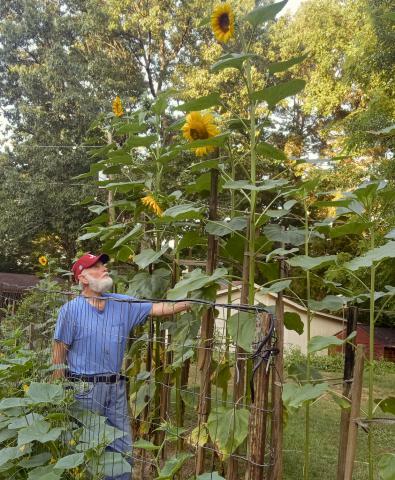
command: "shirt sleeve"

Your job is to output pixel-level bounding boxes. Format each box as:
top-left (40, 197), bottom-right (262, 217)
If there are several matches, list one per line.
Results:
top-left (128, 298), bottom-right (153, 329)
top-left (54, 304), bottom-right (74, 346)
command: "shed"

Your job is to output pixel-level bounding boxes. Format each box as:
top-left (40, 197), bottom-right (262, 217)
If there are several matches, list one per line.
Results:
top-left (332, 324), bottom-right (395, 362)
top-left (215, 283), bottom-right (347, 354)
top-left (0, 273), bottom-right (40, 313)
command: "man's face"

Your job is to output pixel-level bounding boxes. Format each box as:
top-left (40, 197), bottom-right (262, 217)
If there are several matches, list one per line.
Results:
top-left (80, 261), bottom-right (113, 293)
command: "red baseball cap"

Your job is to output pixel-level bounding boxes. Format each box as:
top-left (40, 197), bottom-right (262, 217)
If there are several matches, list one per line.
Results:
top-left (71, 252), bottom-right (109, 282)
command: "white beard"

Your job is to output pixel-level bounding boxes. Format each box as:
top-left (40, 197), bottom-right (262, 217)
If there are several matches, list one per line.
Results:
top-left (84, 272), bottom-right (113, 294)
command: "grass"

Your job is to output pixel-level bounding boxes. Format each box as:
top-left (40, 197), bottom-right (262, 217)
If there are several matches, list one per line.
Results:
top-left (283, 372), bottom-right (395, 480)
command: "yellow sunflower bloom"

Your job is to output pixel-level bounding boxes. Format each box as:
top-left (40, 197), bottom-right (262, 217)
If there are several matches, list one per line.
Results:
top-left (211, 3), bottom-right (235, 44)
top-left (182, 111), bottom-right (220, 156)
top-left (22, 384), bottom-right (29, 393)
top-left (141, 195), bottom-right (163, 216)
top-left (112, 96), bottom-right (124, 117)
top-left (38, 255), bottom-right (48, 266)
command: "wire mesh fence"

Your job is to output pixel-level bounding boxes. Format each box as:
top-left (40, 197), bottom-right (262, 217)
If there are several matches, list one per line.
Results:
top-left (0, 288), bottom-right (278, 479)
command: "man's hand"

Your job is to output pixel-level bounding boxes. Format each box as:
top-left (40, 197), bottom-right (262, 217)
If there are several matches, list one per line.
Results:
top-left (150, 301), bottom-right (191, 317)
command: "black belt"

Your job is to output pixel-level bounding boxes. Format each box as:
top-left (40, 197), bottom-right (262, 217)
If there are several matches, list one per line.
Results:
top-left (67, 373), bottom-right (127, 383)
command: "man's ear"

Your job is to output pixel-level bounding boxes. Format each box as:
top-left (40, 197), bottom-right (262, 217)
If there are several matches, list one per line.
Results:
top-left (79, 272), bottom-right (89, 287)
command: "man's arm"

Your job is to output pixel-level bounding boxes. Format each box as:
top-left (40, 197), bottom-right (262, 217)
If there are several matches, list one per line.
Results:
top-left (52, 341), bottom-right (68, 379)
top-left (150, 301), bottom-right (191, 317)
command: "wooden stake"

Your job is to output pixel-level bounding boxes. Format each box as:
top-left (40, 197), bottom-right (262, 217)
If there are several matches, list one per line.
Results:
top-left (336, 306), bottom-right (358, 480)
top-left (344, 345), bottom-right (365, 480)
top-left (195, 166), bottom-right (219, 475)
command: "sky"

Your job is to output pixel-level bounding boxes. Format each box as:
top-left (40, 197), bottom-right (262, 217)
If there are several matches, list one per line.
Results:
top-left (282, 0), bottom-right (304, 15)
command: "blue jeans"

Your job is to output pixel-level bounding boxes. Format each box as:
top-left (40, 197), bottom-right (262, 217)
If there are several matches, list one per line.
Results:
top-left (74, 379), bottom-right (132, 480)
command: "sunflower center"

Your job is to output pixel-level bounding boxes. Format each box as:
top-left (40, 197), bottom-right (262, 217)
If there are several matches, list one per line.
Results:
top-left (218, 13), bottom-right (230, 32)
top-left (190, 128), bottom-right (209, 140)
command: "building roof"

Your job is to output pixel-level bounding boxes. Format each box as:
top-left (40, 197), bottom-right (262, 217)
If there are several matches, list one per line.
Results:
top-left (359, 324), bottom-right (395, 347)
top-left (0, 273), bottom-right (40, 293)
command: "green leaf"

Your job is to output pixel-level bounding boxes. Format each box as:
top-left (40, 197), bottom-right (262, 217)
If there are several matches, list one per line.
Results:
top-left (152, 89), bottom-right (177, 115)
top-left (175, 93), bottom-right (221, 112)
top-left (162, 204), bottom-right (203, 220)
top-left (245, 0), bottom-right (288, 26)
top-left (167, 268), bottom-right (227, 300)
top-left (54, 453), bottom-right (84, 470)
top-left (0, 398), bottom-right (33, 410)
top-left (344, 242), bottom-right (395, 271)
top-left (180, 133), bottom-right (229, 150)
top-left (223, 179), bottom-right (288, 191)
top-left (228, 311), bottom-right (256, 352)
top-left (19, 452), bottom-right (52, 468)
top-left (114, 123), bottom-right (147, 134)
top-left (308, 332), bottom-right (356, 354)
top-left (124, 134), bottom-right (156, 148)
top-left (329, 222), bottom-right (367, 238)
top-left (197, 473), bottom-right (225, 480)
top-left (263, 224), bottom-right (305, 246)
top-left (252, 79), bottom-right (306, 108)
top-left (287, 255), bottom-right (337, 270)
top-left (309, 295), bottom-right (349, 312)
top-left (268, 54), bottom-right (307, 74)
top-left (89, 452), bottom-right (131, 477)
top-left (131, 382), bottom-right (155, 417)
top-left (18, 421), bottom-right (63, 445)
top-left (266, 247), bottom-right (299, 261)
top-left (128, 268), bottom-right (171, 298)
top-left (375, 397), bottom-right (395, 415)
top-left (283, 382), bottom-right (329, 413)
top-left (176, 232), bottom-right (207, 252)
top-left (284, 312), bottom-right (304, 335)
top-left (190, 159), bottom-right (219, 172)
top-left (378, 454), bottom-right (395, 480)
top-left (8, 413), bottom-right (44, 429)
top-left (211, 53), bottom-right (256, 73)
top-left (28, 465), bottom-right (63, 480)
top-left (205, 217), bottom-right (248, 237)
top-left (261, 279), bottom-right (291, 294)
top-left (27, 382), bottom-right (64, 403)
top-left (0, 445), bottom-right (32, 467)
top-left (256, 142), bottom-right (287, 160)
top-left (155, 452), bottom-right (193, 479)
top-left (113, 224), bottom-right (142, 249)
top-left (133, 439), bottom-right (161, 451)
top-left (133, 245), bottom-right (169, 270)
top-left (207, 407), bottom-right (249, 457)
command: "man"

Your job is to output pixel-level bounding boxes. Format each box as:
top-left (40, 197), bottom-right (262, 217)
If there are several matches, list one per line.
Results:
top-left (52, 252), bottom-right (190, 480)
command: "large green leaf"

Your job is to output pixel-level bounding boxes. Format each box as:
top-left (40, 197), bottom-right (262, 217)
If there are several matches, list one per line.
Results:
top-left (227, 311), bottom-right (256, 352)
top-left (8, 413), bottom-right (44, 429)
top-left (344, 242), bottom-right (395, 271)
top-left (180, 133), bottom-right (229, 150)
top-left (152, 89), bottom-right (177, 115)
top-left (133, 439), bottom-right (161, 451)
top-left (256, 142), bottom-right (287, 160)
top-left (0, 445), bottom-right (32, 467)
top-left (268, 54), bottom-right (307, 74)
top-left (282, 382), bottom-right (328, 413)
top-left (309, 295), bottom-right (349, 312)
top-left (89, 452), bottom-right (131, 477)
top-left (128, 268), bottom-right (171, 298)
top-left (308, 332), bottom-right (356, 354)
top-left (28, 465), bottom-right (63, 480)
top-left (155, 452), bottom-right (193, 479)
top-left (54, 453), bottom-right (84, 470)
top-left (175, 93), bottom-right (221, 112)
top-left (266, 247), bottom-right (299, 261)
top-left (205, 217), bottom-right (248, 237)
top-left (211, 53), bottom-right (256, 73)
top-left (0, 398), bottom-right (33, 410)
top-left (176, 232), bottom-right (207, 252)
top-left (19, 452), bottom-right (52, 469)
top-left (133, 245), bottom-right (169, 270)
top-left (329, 222), bottom-right (367, 238)
top-left (284, 312), bottom-right (304, 335)
top-left (207, 407), bottom-right (249, 457)
top-left (287, 255), bottom-right (337, 270)
top-left (252, 79), bottom-right (306, 108)
top-left (105, 181), bottom-right (145, 193)
top-left (378, 454), bottom-right (395, 480)
top-left (375, 396), bottom-right (395, 415)
top-left (260, 279), bottom-right (291, 294)
top-left (113, 224), bottom-right (142, 249)
top-left (18, 421), bottom-right (63, 445)
top-left (223, 179), bottom-right (288, 191)
top-left (167, 268), bottom-right (227, 300)
top-left (162, 204), bottom-right (203, 220)
top-left (27, 382), bottom-right (64, 403)
top-left (245, 0), bottom-right (288, 26)
top-left (130, 382), bottom-right (155, 417)
top-left (124, 134), bottom-right (156, 148)
top-left (263, 224), bottom-right (305, 246)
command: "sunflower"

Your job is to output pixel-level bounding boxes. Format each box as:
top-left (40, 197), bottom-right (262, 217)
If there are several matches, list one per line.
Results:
top-left (38, 255), bottom-right (48, 266)
top-left (141, 195), bottom-right (163, 216)
top-left (211, 3), bottom-right (235, 44)
top-left (182, 111), bottom-right (220, 156)
top-left (112, 96), bottom-right (124, 117)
